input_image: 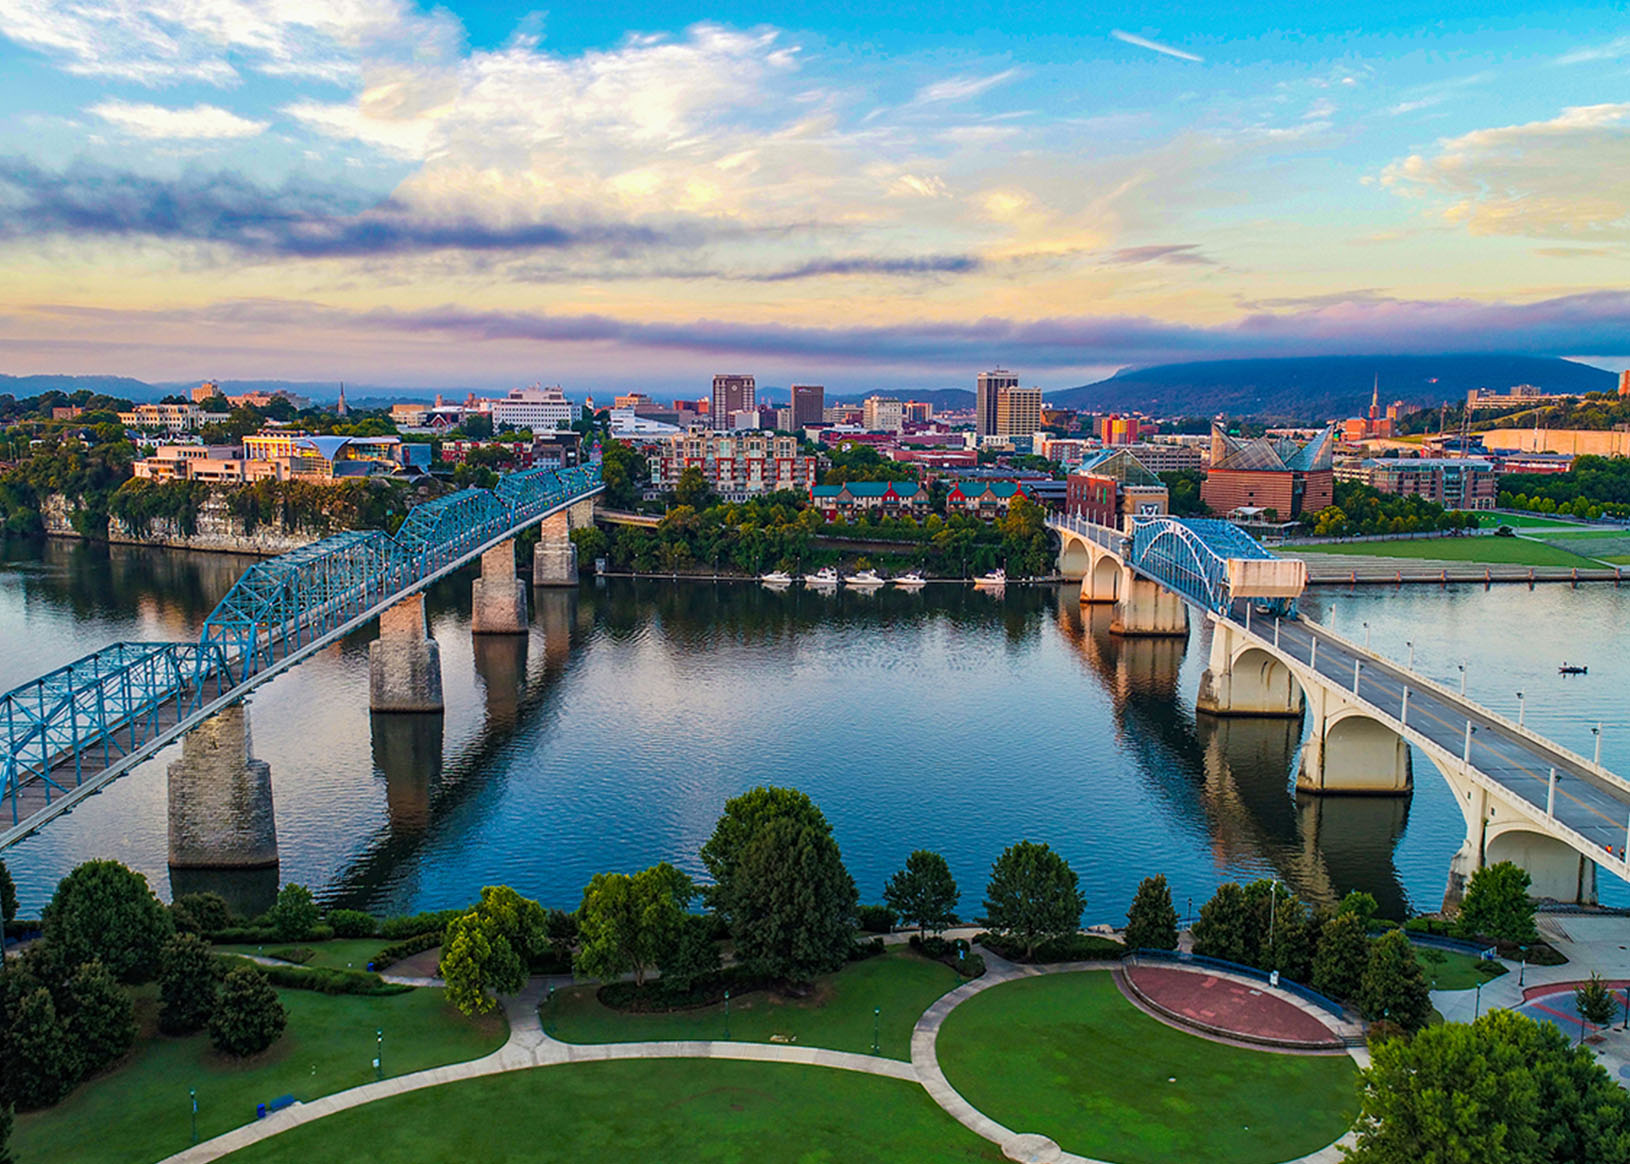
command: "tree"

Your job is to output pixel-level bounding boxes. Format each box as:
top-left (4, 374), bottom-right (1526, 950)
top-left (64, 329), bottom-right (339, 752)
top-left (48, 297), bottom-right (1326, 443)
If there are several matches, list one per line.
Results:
top-left (674, 466), bottom-right (714, 510)
top-left (268, 883), bottom-right (319, 941)
top-left (1311, 911), bottom-right (1370, 1002)
top-left (1122, 874), bottom-right (1179, 952)
top-left (660, 914), bottom-right (723, 995)
top-left (209, 967), bottom-right (287, 1057)
top-left (1337, 889), bottom-right (1379, 928)
top-left (4, 989), bottom-right (76, 1109)
top-left (1256, 887), bottom-right (1316, 982)
top-left (574, 863), bottom-right (693, 988)
top-left (982, 841), bottom-right (1086, 961)
top-left (0, 860), bottom-right (15, 956)
top-left (883, 851), bottom-right (960, 937)
top-left (61, 959), bottom-right (135, 1074)
top-left (42, 860), bottom-right (173, 982)
top-left (1191, 883), bottom-right (1254, 965)
top-left (0, 1102), bottom-right (12, 1164)
top-left (442, 886), bottom-right (549, 1016)
top-left (172, 892), bottom-right (232, 935)
top-left (1349, 1009), bottom-right (1630, 1164)
top-left (701, 786), bottom-right (835, 916)
top-left (1576, 973), bottom-right (1619, 1033)
top-left (1359, 930), bottom-right (1432, 1032)
top-left (158, 933), bottom-right (221, 1035)
top-left (725, 816), bottom-right (859, 982)
top-left (1456, 861), bottom-right (1538, 945)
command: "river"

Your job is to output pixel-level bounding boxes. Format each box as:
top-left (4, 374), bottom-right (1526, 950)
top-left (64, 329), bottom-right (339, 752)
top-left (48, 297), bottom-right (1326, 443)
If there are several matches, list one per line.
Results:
top-left (2, 535), bottom-right (1626, 921)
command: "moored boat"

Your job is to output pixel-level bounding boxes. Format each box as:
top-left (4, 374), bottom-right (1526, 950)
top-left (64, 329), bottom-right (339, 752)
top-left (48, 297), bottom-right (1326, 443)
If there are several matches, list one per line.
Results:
top-left (973, 568), bottom-right (1007, 588)
top-left (759, 570), bottom-right (793, 585)
top-left (803, 567), bottom-right (840, 586)
top-left (848, 569), bottom-right (885, 587)
top-left (894, 571), bottom-right (926, 588)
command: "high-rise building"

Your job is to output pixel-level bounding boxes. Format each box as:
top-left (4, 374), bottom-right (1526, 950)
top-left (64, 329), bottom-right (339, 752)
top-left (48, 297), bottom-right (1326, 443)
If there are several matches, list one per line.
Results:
top-left (712, 374), bottom-right (756, 430)
top-left (1620, 369), bottom-right (1630, 398)
top-left (863, 396), bottom-right (904, 432)
top-left (996, 386), bottom-right (1042, 437)
top-left (976, 369), bottom-right (1018, 437)
top-left (791, 384), bottom-right (825, 429)
top-left (490, 386), bottom-right (575, 430)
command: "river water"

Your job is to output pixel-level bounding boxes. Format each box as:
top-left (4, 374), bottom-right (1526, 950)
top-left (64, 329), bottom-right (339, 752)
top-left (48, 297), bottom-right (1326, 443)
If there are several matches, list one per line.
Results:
top-left (2, 536), bottom-right (1626, 921)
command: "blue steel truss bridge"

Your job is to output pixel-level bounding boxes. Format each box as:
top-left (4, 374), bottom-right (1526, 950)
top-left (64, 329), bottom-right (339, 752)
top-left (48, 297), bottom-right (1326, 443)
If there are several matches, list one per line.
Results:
top-left (0, 464), bottom-right (602, 848)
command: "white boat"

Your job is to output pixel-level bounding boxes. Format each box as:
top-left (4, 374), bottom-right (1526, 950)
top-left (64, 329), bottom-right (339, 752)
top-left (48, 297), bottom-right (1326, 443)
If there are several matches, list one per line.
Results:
top-left (973, 568), bottom-right (1007, 589)
top-left (848, 569), bottom-right (885, 587)
top-left (894, 571), bottom-right (926, 588)
top-left (803, 567), bottom-right (840, 587)
top-left (759, 571), bottom-right (793, 585)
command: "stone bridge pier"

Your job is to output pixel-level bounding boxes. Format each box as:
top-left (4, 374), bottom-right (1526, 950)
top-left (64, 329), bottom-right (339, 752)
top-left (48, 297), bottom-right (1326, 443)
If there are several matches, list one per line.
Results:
top-left (472, 540), bottom-right (528, 634)
top-left (1440, 766), bottom-right (1600, 908)
top-left (369, 592), bottom-right (443, 713)
top-left (167, 704), bottom-right (278, 872)
top-left (1109, 570), bottom-right (1188, 637)
top-left (533, 496), bottom-right (596, 587)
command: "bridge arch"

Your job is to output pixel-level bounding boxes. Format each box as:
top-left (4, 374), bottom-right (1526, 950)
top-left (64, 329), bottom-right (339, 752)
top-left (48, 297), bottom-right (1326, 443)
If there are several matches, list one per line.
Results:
top-left (1298, 705), bottom-right (1412, 795)
top-left (1484, 824), bottom-right (1600, 905)
top-left (1084, 554), bottom-right (1121, 604)
top-left (1197, 619), bottom-right (1303, 717)
top-left (1058, 535), bottom-right (1092, 581)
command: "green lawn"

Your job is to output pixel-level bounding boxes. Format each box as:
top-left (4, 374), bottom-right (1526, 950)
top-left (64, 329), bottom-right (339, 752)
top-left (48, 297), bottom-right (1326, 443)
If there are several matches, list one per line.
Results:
top-left (216, 939), bottom-right (393, 971)
top-left (15, 986), bottom-right (506, 1164)
top-left (1294, 537), bottom-right (1599, 566)
top-left (547, 948), bottom-right (959, 1061)
top-left (1416, 948), bottom-right (1507, 992)
top-left (937, 973), bottom-right (1357, 1164)
top-left (219, 1060), bottom-right (1003, 1164)
top-left (1467, 512), bottom-right (1581, 530)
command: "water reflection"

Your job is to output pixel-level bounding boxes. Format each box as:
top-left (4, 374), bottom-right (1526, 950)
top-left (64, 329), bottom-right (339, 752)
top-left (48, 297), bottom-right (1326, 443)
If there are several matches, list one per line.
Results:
top-left (372, 713), bottom-right (443, 834)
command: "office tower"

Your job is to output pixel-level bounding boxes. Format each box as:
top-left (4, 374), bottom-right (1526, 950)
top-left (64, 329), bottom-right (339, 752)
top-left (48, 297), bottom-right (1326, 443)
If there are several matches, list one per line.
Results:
top-left (977, 369), bottom-right (1018, 437)
top-left (791, 384), bottom-right (825, 429)
top-left (712, 374), bottom-right (756, 431)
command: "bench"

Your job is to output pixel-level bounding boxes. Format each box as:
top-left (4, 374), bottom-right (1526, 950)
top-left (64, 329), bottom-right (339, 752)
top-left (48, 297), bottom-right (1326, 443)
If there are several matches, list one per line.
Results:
top-left (256, 1094), bottom-right (297, 1120)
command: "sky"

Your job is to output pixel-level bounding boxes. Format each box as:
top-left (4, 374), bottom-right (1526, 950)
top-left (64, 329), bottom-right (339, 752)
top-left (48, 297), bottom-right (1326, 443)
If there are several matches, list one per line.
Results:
top-left (0, 1), bottom-right (1626, 395)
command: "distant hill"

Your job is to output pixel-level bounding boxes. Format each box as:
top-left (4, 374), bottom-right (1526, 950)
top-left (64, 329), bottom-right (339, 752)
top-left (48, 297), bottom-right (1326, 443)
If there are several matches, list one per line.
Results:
top-left (0, 373), bottom-right (161, 401)
top-left (1049, 356), bottom-right (1616, 421)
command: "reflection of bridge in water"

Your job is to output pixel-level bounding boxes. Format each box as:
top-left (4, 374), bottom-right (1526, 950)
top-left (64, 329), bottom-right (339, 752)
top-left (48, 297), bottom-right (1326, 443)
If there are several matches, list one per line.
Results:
top-left (1052, 511), bottom-right (1613, 907)
top-left (1052, 597), bottom-right (1409, 915)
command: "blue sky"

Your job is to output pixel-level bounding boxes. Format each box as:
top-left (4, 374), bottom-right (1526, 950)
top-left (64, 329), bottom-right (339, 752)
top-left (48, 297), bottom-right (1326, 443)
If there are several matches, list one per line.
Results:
top-left (0, 1), bottom-right (1625, 391)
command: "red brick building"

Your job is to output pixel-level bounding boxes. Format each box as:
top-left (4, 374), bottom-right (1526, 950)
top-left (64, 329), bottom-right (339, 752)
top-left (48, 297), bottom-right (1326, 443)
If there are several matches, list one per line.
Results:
top-left (1201, 425), bottom-right (1335, 519)
top-left (1066, 449), bottom-right (1170, 530)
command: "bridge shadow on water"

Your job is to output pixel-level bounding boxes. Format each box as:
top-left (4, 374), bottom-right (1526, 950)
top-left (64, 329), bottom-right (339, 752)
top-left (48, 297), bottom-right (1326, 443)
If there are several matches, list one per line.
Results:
top-left (1052, 595), bottom-right (1410, 916)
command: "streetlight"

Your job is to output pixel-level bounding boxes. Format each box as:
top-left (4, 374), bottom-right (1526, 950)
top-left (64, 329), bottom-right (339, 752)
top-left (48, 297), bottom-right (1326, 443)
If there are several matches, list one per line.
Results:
top-left (190, 1088), bottom-right (198, 1145)
top-left (1186, 896), bottom-right (1193, 925)
top-left (1475, 980), bottom-right (1483, 1019)
top-left (1363, 621), bottom-right (1371, 651)
top-left (724, 989), bottom-right (731, 1040)
top-left (1518, 947), bottom-right (1526, 987)
top-left (872, 1007), bottom-right (881, 1056)
top-left (376, 1028), bottom-right (383, 1081)
top-left (1406, 640), bottom-right (1415, 670)
top-left (1516, 691), bottom-right (1525, 728)
top-left (1458, 662), bottom-right (1467, 696)
top-left (1594, 724), bottom-right (1603, 767)
top-left (546, 985), bottom-right (555, 1033)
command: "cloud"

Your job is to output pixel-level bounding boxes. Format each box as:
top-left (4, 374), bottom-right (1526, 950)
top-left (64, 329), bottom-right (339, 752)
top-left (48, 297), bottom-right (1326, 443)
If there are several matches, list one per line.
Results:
top-left (0, 0), bottom-right (458, 85)
top-left (36, 289), bottom-right (1628, 371)
top-left (1110, 30), bottom-right (1203, 63)
top-left (1554, 37), bottom-right (1630, 66)
top-left (1382, 103), bottom-right (1630, 240)
top-left (1104, 244), bottom-right (1215, 266)
top-left (912, 69), bottom-right (1020, 105)
top-left (88, 100), bottom-right (268, 140)
top-left (747, 254), bottom-right (983, 281)
top-left (0, 157), bottom-right (683, 257)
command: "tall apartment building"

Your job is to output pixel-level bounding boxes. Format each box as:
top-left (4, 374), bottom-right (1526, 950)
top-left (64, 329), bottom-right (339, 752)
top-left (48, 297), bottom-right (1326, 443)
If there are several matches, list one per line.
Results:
top-left (903, 401), bottom-right (934, 423)
top-left (976, 369), bottom-right (1018, 437)
top-left (652, 430), bottom-right (818, 500)
top-left (490, 386), bottom-right (575, 430)
top-left (1620, 369), bottom-right (1630, 397)
top-left (791, 384), bottom-right (825, 429)
top-left (712, 374), bottom-right (756, 430)
top-left (863, 396), bottom-right (904, 432)
top-left (996, 386), bottom-right (1042, 437)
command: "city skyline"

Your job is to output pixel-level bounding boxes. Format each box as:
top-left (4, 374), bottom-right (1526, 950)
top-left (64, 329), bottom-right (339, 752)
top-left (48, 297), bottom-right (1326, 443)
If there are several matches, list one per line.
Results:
top-left (0, 2), bottom-right (1627, 391)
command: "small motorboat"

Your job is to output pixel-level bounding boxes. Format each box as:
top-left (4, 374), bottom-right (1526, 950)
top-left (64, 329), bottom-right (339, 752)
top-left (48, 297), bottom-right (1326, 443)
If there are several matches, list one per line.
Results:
top-left (894, 571), bottom-right (926, 588)
top-left (848, 569), bottom-right (885, 588)
top-left (759, 570), bottom-right (792, 585)
top-left (973, 568), bottom-right (1007, 589)
top-left (803, 567), bottom-right (840, 587)
top-left (1559, 663), bottom-right (1589, 675)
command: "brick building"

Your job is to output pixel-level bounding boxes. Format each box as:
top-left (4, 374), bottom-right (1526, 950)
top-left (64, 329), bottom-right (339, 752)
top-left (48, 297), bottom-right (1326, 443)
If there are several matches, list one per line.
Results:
top-left (652, 430), bottom-right (817, 500)
top-left (809, 480), bottom-right (932, 519)
top-left (1201, 425), bottom-right (1335, 519)
top-left (1066, 449), bottom-right (1170, 530)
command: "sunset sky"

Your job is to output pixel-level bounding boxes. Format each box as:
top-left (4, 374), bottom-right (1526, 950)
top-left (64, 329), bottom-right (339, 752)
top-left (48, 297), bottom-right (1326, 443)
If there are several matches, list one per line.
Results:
top-left (0, 1), bottom-right (1626, 394)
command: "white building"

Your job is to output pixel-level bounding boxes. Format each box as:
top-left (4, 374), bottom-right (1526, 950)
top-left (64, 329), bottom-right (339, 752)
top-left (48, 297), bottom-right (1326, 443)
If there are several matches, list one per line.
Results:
top-left (863, 396), bottom-right (904, 433)
top-left (490, 386), bottom-right (575, 431)
top-left (118, 403), bottom-right (207, 433)
top-left (608, 408), bottom-right (684, 445)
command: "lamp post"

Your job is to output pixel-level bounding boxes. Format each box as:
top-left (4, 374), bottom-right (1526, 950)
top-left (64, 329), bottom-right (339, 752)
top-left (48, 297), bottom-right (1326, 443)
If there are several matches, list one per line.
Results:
top-left (1518, 947), bottom-right (1526, 987)
top-left (376, 1028), bottom-right (383, 1081)
top-left (1363, 621), bottom-right (1371, 651)
top-left (190, 1088), bottom-right (198, 1146)
top-left (1406, 640), bottom-right (1415, 670)
top-left (546, 985), bottom-right (555, 1033)
top-left (1594, 724), bottom-right (1603, 767)
top-left (1475, 979), bottom-right (1483, 1019)
top-left (1458, 662), bottom-right (1467, 696)
top-left (872, 1007), bottom-right (881, 1056)
top-left (724, 989), bottom-right (731, 1040)
top-left (1516, 691), bottom-right (1525, 728)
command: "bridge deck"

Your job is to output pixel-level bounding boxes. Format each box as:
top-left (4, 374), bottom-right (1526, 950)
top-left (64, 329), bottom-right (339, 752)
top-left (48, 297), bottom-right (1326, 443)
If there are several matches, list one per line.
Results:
top-left (1240, 606), bottom-right (1630, 862)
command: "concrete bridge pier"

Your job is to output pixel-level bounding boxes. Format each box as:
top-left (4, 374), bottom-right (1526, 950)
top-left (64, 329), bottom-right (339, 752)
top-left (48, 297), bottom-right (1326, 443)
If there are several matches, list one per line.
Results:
top-left (167, 704), bottom-right (278, 872)
top-left (472, 540), bottom-right (528, 634)
top-left (533, 510), bottom-right (578, 587)
top-left (1440, 771), bottom-right (1600, 908)
top-left (1295, 683), bottom-right (1412, 796)
top-left (1196, 616), bottom-right (1304, 717)
top-left (1109, 568), bottom-right (1188, 637)
top-left (369, 592), bottom-right (443, 713)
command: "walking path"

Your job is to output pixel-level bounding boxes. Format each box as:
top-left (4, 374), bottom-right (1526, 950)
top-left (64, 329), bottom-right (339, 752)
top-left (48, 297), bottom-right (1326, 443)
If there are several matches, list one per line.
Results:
top-left (161, 946), bottom-right (1364, 1164)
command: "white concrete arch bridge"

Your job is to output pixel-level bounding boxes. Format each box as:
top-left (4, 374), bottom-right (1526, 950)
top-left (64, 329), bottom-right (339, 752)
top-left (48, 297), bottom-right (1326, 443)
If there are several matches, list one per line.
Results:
top-left (1052, 512), bottom-right (1630, 906)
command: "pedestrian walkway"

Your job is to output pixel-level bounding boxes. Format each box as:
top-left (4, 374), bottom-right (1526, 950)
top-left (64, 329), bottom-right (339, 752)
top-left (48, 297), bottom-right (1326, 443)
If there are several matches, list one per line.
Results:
top-left (160, 944), bottom-right (1364, 1164)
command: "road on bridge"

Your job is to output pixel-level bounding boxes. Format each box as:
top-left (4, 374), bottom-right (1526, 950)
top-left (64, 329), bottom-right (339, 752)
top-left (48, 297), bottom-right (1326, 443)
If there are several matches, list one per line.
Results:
top-left (1238, 605), bottom-right (1630, 860)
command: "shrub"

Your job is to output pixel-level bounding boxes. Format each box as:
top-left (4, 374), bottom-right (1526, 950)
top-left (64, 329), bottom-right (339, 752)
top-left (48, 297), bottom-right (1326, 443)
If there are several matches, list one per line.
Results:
top-left (173, 893), bottom-right (232, 935)
top-left (219, 957), bottom-right (411, 997)
top-left (43, 860), bottom-right (173, 983)
top-left (957, 953), bottom-right (986, 979)
top-left (268, 884), bottom-right (319, 942)
top-left (974, 931), bottom-right (1125, 963)
top-left (848, 937), bottom-right (887, 961)
top-left (379, 909), bottom-right (464, 940)
top-left (326, 909), bottom-right (378, 938)
top-left (857, 904), bottom-right (896, 934)
top-left (4, 988), bottom-right (76, 1109)
top-left (205, 926), bottom-right (279, 945)
top-left (209, 967), bottom-right (287, 1056)
top-left (372, 931), bottom-right (442, 971)
top-left (159, 933), bottom-right (221, 1035)
top-left (62, 960), bottom-right (135, 1075)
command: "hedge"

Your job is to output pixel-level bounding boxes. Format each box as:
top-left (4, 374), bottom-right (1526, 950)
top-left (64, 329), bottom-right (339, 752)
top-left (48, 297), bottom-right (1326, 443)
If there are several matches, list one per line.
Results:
top-left (371, 931), bottom-right (442, 972)
top-left (217, 956), bottom-right (412, 997)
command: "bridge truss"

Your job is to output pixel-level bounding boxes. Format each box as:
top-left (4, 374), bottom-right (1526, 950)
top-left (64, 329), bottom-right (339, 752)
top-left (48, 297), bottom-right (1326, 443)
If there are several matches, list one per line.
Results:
top-left (0, 464), bottom-right (601, 842)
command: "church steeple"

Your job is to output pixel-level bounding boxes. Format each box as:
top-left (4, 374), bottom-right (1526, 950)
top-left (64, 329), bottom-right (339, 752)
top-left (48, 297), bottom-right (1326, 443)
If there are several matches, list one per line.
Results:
top-left (1369, 374), bottom-right (1379, 420)
top-left (336, 381), bottom-right (349, 418)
